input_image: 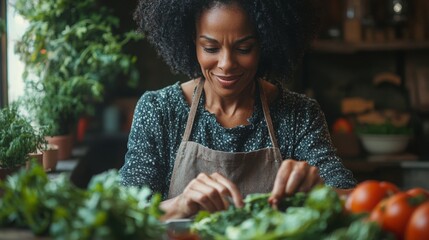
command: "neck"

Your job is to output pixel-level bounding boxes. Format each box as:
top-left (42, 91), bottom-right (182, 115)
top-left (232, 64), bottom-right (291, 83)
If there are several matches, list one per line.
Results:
top-left (204, 80), bottom-right (257, 121)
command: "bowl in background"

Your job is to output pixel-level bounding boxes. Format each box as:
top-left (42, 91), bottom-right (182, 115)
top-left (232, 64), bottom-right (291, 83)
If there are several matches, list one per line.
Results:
top-left (359, 134), bottom-right (411, 155)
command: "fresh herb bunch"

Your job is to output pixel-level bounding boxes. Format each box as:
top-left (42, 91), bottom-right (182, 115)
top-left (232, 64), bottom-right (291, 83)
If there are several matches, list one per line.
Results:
top-left (192, 185), bottom-right (386, 240)
top-left (0, 106), bottom-right (45, 168)
top-left (0, 164), bottom-right (164, 239)
top-left (356, 122), bottom-right (413, 135)
top-left (13, 0), bottom-right (143, 135)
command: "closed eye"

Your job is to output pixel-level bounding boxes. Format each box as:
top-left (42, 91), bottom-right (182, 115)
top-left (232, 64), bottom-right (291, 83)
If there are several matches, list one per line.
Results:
top-left (237, 47), bottom-right (252, 54)
top-left (203, 47), bottom-right (219, 53)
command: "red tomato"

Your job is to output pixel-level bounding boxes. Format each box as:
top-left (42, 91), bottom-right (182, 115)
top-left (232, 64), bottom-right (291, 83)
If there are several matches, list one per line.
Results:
top-left (369, 198), bottom-right (387, 226)
top-left (345, 180), bottom-right (399, 214)
top-left (332, 118), bottom-right (353, 133)
top-left (380, 181), bottom-right (401, 194)
top-left (370, 192), bottom-right (428, 240)
top-left (407, 188), bottom-right (429, 199)
top-left (405, 202), bottom-right (429, 240)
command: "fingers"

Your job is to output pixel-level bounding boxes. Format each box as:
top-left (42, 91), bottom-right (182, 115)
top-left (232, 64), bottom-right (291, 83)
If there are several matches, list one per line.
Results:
top-left (269, 159), bottom-right (322, 205)
top-left (298, 167), bottom-right (324, 192)
top-left (211, 172), bottom-right (244, 208)
top-left (181, 172), bottom-right (243, 216)
top-left (269, 160), bottom-right (294, 205)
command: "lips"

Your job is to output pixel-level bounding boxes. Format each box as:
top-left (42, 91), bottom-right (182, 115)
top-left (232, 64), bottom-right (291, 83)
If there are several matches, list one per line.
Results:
top-left (216, 74), bottom-right (242, 81)
top-left (214, 74), bottom-right (242, 88)
top-left (215, 75), bottom-right (241, 88)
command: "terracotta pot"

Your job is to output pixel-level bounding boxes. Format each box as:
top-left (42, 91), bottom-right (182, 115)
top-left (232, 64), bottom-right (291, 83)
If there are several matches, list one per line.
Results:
top-left (42, 144), bottom-right (59, 172)
top-left (27, 152), bottom-right (43, 169)
top-left (45, 135), bottom-right (74, 160)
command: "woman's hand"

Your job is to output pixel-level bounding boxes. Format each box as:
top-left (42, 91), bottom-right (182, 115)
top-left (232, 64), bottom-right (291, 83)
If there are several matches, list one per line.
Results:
top-left (268, 159), bottom-right (324, 206)
top-left (161, 172), bottom-right (244, 220)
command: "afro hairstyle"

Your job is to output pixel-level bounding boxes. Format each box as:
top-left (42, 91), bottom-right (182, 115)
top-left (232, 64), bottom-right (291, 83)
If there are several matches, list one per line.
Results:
top-left (134, 0), bottom-right (320, 81)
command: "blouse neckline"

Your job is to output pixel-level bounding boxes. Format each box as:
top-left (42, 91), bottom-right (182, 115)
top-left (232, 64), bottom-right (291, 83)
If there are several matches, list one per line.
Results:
top-left (174, 80), bottom-right (284, 132)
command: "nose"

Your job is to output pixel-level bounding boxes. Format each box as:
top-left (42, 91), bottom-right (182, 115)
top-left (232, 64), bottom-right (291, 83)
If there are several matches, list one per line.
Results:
top-left (217, 49), bottom-right (236, 71)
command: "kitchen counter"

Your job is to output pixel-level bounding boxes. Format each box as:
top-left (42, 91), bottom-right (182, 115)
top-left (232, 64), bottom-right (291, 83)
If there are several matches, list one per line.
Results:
top-left (0, 229), bottom-right (48, 240)
top-left (343, 154), bottom-right (429, 189)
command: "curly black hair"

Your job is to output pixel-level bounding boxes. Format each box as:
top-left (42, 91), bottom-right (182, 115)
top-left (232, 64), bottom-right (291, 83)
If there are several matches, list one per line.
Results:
top-left (134, 0), bottom-right (320, 81)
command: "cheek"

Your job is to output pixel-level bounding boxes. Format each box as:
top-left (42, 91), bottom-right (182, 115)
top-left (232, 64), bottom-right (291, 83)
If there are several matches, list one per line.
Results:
top-left (197, 52), bottom-right (217, 71)
top-left (240, 54), bottom-right (259, 71)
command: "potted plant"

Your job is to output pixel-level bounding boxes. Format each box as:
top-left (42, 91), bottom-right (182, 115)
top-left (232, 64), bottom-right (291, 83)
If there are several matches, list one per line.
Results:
top-left (0, 105), bottom-right (46, 180)
top-left (13, 0), bottom-right (143, 160)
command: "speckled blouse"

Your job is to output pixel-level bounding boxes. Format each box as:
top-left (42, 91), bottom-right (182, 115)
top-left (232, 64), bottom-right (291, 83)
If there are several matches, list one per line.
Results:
top-left (119, 81), bottom-right (356, 199)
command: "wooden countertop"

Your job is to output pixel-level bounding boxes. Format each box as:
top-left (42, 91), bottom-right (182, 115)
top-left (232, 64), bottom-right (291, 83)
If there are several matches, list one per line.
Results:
top-left (0, 229), bottom-right (49, 240)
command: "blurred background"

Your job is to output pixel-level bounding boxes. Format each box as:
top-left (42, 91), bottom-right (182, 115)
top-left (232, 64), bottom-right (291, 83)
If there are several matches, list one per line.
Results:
top-left (1, 0), bottom-right (429, 189)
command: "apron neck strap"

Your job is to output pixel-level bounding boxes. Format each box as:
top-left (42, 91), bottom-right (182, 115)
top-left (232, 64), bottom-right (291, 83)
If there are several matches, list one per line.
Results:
top-left (182, 79), bottom-right (205, 141)
top-left (182, 78), bottom-right (279, 149)
top-left (258, 80), bottom-right (279, 148)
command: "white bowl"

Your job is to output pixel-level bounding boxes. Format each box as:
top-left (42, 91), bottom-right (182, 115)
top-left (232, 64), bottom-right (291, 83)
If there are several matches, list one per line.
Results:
top-left (359, 134), bottom-right (410, 155)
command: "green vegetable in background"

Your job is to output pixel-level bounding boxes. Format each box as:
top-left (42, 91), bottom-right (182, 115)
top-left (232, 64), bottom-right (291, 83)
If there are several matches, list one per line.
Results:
top-left (356, 122), bottom-right (413, 135)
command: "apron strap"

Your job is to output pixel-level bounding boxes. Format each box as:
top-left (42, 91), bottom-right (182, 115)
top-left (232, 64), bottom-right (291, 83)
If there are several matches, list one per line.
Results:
top-left (182, 79), bottom-right (204, 142)
top-left (259, 80), bottom-right (279, 148)
top-left (182, 78), bottom-right (279, 149)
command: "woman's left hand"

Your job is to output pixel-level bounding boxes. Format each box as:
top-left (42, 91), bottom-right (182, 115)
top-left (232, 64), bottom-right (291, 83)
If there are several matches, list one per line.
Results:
top-left (268, 159), bottom-right (324, 206)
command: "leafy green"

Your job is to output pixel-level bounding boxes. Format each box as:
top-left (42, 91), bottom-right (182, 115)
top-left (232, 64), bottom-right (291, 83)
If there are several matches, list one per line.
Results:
top-left (192, 190), bottom-right (316, 239)
top-left (323, 219), bottom-right (393, 240)
top-left (0, 163), bottom-right (164, 239)
top-left (192, 185), bottom-right (378, 240)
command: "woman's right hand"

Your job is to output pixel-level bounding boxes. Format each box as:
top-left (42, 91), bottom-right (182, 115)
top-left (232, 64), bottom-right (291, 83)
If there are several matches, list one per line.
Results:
top-left (160, 172), bottom-right (244, 220)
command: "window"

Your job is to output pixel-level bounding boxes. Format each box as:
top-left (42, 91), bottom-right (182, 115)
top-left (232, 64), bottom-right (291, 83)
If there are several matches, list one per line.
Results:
top-left (6, 0), bottom-right (27, 104)
top-left (0, 0), bottom-right (6, 107)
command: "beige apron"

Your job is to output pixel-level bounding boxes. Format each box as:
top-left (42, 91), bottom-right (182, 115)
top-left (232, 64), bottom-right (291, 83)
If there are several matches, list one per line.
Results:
top-left (168, 79), bottom-right (282, 198)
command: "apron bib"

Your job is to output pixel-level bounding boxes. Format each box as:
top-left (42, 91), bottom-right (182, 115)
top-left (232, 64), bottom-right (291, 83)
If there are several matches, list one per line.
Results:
top-left (168, 79), bottom-right (282, 198)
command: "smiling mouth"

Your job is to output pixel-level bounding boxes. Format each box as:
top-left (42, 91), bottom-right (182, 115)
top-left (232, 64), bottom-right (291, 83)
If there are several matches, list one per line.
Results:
top-left (214, 74), bottom-right (242, 88)
top-left (215, 74), bottom-right (243, 81)
top-left (216, 75), bottom-right (241, 80)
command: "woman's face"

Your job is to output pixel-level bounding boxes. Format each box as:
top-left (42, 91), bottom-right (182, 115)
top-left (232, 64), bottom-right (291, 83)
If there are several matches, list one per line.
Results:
top-left (195, 3), bottom-right (260, 98)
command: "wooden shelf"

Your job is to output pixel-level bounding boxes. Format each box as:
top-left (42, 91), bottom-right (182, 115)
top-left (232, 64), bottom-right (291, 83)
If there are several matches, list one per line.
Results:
top-left (311, 40), bottom-right (429, 54)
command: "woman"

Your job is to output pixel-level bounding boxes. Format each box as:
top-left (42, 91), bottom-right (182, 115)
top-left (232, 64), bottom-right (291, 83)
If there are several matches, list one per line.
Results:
top-left (120, 0), bottom-right (356, 219)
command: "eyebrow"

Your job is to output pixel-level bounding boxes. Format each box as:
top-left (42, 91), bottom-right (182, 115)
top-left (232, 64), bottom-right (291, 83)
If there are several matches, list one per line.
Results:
top-left (199, 35), bottom-right (257, 44)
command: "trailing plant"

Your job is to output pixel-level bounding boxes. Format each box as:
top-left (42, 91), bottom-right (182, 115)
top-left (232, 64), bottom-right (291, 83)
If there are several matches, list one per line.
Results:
top-left (0, 105), bottom-right (46, 168)
top-left (13, 0), bottom-right (143, 135)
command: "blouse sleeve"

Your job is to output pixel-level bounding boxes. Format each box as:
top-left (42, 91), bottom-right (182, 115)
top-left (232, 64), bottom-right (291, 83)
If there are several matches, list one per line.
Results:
top-left (119, 92), bottom-right (169, 197)
top-left (293, 99), bottom-right (357, 189)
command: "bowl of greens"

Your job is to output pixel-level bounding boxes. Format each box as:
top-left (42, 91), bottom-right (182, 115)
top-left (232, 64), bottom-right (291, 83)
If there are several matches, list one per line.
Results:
top-left (355, 110), bottom-right (413, 155)
top-left (359, 134), bottom-right (410, 155)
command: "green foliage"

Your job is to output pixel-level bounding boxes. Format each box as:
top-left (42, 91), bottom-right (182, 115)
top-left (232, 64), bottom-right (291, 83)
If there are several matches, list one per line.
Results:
top-left (0, 106), bottom-right (46, 168)
top-left (355, 122), bottom-right (413, 135)
top-left (13, 0), bottom-right (144, 135)
top-left (324, 220), bottom-right (394, 240)
top-left (192, 185), bottom-right (385, 240)
top-left (0, 164), bottom-right (165, 239)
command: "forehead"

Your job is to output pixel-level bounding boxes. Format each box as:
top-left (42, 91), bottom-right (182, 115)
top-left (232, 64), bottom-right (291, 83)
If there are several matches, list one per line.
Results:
top-left (196, 2), bottom-right (255, 35)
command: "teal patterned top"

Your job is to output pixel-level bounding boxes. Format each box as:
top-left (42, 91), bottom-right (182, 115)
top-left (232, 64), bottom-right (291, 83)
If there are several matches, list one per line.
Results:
top-left (119, 82), bottom-right (356, 199)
